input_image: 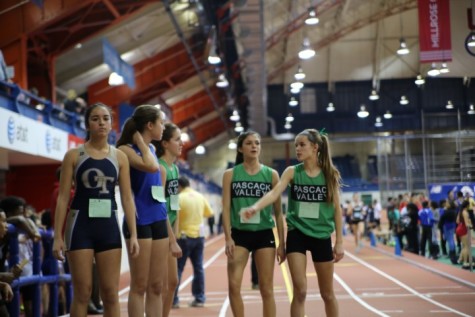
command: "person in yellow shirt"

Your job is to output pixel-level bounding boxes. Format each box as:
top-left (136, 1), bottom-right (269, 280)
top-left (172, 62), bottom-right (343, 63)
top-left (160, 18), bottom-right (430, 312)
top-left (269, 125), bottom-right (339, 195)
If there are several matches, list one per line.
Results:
top-left (173, 176), bottom-right (214, 308)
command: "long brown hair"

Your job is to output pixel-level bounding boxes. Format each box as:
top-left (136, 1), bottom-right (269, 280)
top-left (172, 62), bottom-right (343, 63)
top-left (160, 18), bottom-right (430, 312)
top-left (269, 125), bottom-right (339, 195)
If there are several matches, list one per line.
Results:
top-left (116, 105), bottom-right (161, 147)
top-left (297, 129), bottom-right (342, 204)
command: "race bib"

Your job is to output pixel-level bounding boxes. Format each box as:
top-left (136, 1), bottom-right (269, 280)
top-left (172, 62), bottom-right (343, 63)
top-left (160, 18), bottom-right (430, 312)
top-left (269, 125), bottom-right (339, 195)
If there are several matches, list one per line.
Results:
top-left (240, 207), bottom-right (260, 224)
top-left (299, 202), bottom-right (319, 219)
top-left (88, 199), bottom-right (111, 218)
top-left (170, 194), bottom-right (180, 210)
top-left (151, 186), bottom-right (166, 203)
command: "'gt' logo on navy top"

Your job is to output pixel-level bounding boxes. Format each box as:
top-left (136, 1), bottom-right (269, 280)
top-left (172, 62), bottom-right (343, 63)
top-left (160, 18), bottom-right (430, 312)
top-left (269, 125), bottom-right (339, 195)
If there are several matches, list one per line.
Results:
top-left (82, 168), bottom-right (114, 194)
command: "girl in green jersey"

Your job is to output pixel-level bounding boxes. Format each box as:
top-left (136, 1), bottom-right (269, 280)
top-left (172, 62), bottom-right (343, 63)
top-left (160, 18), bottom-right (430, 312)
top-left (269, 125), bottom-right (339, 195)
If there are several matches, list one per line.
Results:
top-left (222, 131), bottom-right (285, 317)
top-left (154, 122), bottom-right (183, 316)
top-left (243, 129), bottom-right (344, 317)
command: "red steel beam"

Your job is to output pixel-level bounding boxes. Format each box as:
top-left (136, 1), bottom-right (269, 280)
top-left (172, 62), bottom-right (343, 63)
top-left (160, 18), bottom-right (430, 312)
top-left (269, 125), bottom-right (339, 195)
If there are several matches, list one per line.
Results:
top-left (182, 116), bottom-right (227, 154)
top-left (171, 87), bottom-right (224, 126)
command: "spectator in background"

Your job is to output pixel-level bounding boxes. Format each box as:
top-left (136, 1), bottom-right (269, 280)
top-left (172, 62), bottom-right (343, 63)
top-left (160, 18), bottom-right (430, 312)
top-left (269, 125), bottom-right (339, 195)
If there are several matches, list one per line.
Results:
top-left (437, 199), bottom-right (448, 257)
top-left (419, 201), bottom-right (435, 258)
top-left (347, 193), bottom-right (365, 253)
top-left (456, 200), bottom-right (473, 269)
top-left (430, 201), bottom-right (440, 259)
top-left (174, 176), bottom-right (214, 308)
top-left (372, 199), bottom-right (382, 230)
top-left (404, 202), bottom-right (419, 255)
top-left (387, 203), bottom-right (403, 249)
top-left (439, 201), bottom-right (457, 264)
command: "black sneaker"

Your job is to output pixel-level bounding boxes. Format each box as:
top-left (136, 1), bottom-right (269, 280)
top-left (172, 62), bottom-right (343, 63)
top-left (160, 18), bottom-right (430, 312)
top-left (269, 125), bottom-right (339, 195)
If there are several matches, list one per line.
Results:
top-left (190, 300), bottom-right (204, 307)
top-left (172, 302), bottom-right (180, 309)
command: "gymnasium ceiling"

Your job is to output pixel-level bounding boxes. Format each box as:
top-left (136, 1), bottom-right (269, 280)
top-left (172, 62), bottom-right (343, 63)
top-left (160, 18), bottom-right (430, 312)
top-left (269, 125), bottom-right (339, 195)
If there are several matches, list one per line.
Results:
top-left (1, 0), bottom-right (474, 157)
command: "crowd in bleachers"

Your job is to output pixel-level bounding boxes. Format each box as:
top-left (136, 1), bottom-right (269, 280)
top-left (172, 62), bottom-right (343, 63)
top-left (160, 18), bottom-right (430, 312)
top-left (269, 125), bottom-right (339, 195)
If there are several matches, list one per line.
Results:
top-left (343, 190), bottom-right (475, 269)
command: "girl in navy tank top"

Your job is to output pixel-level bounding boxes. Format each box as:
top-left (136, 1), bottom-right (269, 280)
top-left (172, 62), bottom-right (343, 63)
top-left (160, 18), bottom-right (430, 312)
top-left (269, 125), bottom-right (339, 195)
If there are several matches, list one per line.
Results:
top-left (53, 103), bottom-right (139, 317)
top-left (117, 105), bottom-right (182, 317)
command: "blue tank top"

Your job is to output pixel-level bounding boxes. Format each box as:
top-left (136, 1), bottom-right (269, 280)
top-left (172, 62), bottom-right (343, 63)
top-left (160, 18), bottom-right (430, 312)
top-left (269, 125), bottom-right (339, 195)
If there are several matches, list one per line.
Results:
top-left (129, 144), bottom-right (167, 225)
top-left (70, 144), bottom-right (119, 212)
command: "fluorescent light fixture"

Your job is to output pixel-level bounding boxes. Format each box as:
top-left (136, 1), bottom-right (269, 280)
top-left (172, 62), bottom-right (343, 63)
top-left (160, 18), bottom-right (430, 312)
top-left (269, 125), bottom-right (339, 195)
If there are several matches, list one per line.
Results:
top-left (374, 116), bottom-right (383, 127)
top-left (230, 110), bottom-right (240, 121)
top-left (108, 72), bottom-right (124, 86)
top-left (285, 113), bottom-right (294, 122)
top-left (294, 66), bottom-right (306, 80)
top-left (216, 74), bottom-right (229, 88)
top-left (289, 97), bottom-right (298, 107)
top-left (290, 87), bottom-right (301, 94)
top-left (208, 55), bottom-right (221, 65)
top-left (326, 102), bottom-right (335, 112)
top-left (305, 8), bottom-right (319, 25)
top-left (427, 63), bottom-right (440, 77)
top-left (357, 105), bottom-right (369, 118)
top-left (383, 111), bottom-right (392, 119)
top-left (397, 38), bottom-right (410, 55)
top-left (400, 95), bottom-right (409, 105)
top-left (195, 145), bottom-right (206, 155)
top-left (415, 75), bottom-right (425, 86)
top-left (298, 38), bottom-right (315, 60)
top-left (445, 100), bottom-right (454, 109)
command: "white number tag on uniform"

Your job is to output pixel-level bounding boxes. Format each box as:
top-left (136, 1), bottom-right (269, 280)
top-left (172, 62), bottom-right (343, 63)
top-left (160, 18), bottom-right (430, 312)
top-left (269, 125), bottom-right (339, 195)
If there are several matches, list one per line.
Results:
top-left (299, 202), bottom-right (319, 219)
top-left (151, 186), bottom-right (166, 203)
top-left (88, 199), bottom-right (111, 218)
top-left (240, 207), bottom-right (260, 224)
top-left (170, 194), bottom-right (180, 210)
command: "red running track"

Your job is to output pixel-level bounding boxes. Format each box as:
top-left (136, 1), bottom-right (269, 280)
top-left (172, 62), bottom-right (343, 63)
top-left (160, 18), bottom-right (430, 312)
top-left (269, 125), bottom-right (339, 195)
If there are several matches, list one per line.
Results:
top-left (104, 233), bottom-right (474, 317)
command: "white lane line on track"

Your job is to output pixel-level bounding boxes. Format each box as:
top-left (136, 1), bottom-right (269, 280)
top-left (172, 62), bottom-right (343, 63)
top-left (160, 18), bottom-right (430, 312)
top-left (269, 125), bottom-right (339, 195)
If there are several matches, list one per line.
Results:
top-left (371, 246), bottom-right (475, 289)
top-left (118, 233), bottom-right (225, 297)
top-left (345, 251), bottom-right (472, 317)
top-left (219, 296), bottom-right (230, 317)
top-left (334, 273), bottom-right (390, 317)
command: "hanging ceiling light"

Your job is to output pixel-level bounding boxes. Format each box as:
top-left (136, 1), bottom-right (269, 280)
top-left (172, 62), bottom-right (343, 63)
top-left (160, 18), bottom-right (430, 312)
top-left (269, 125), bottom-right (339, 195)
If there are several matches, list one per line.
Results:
top-left (415, 74), bottom-right (425, 86)
top-left (228, 139), bottom-right (237, 150)
top-left (289, 97), bottom-right (299, 107)
top-left (290, 87), bottom-right (301, 94)
top-left (467, 33), bottom-right (475, 47)
top-left (285, 113), bottom-right (294, 122)
top-left (230, 110), bottom-right (240, 121)
top-left (181, 131), bottom-right (190, 143)
top-left (427, 63), bottom-right (440, 77)
top-left (208, 54), bottom-right (221, 65)
top-left (439, 63), bottom-right (450, 74)
top-left (290, 81), bottom-right (304, 90)
top-left (445, 100), bottom-right (454, 109)
top-left (374, 116), bottom-right (383, 127)
top-left (468, 104), bottom-right (475, 115)
top-left (357, 105), bottom-right (369, 118)
top-left (294, 66), bottom-right (306, 80)
top-left (234, 122), bottom-right (244, 133)
top-left (396, 38), bottom-right (410, 55)
top-left (369, 89), bottom-right (379, 101)
top-left (400, 95), bottom-right (409, 105)
top-left (108, 72), bottom-right (124, 86)
top-left (284, 122), bottom-right (292, 130)
top-left (326, 102), bottom-right (335, 112)
top-left (216, 74), bottom-right (229, 88)
top-left (305, 8), bottom-right (319, 25)
top-left (383, 110), bottom-right (393, 119)
top-left (298, 38), bottom-right (316, 60)
top-left (195, 145), bottom-right (206, 155)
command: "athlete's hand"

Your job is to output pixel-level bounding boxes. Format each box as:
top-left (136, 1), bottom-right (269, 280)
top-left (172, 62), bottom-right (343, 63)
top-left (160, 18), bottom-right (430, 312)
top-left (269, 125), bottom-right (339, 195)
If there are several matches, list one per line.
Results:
top-left (225, 238), bottom-right (235, 259)
top-left (129, 237), bottom-right (140, 258)
top-left (170, 240), bottom-right (182, 258)
top-left (277, 243), bottom-right (286, 265)
top-left (241, 206), bottom-right (257, 221)
top-left (53, 238), bottom-right (66, 262)
top-left (0, 282), bottom-right (13, 302)
top-left (333, 242), bottom-right (344, 263)
top-left (132, 131), bottom-right (144, 145)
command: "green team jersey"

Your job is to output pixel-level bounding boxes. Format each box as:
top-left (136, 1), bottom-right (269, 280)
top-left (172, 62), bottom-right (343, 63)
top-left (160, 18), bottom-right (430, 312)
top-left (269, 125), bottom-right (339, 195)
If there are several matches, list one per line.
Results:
top-left (158, 158), bottom-right (179, 226)
top-left (286, 163), bottom-right (335, 239)
top-left (230, 164), bottom-right (275, 231)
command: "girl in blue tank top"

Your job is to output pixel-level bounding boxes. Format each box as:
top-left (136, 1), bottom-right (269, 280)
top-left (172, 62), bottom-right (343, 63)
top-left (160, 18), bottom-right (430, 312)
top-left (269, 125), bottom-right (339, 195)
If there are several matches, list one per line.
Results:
top-left (53, 103), bottom-right (139, 317)
top-left (117, 105), bottom-right (182, 317)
